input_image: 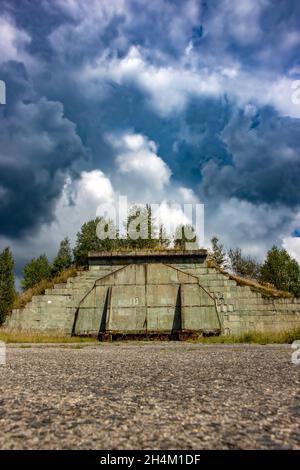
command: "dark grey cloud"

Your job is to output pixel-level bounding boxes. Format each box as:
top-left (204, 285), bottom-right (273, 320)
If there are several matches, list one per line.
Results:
top-left (201, 106), bottom-right (300, 207)
top-left (1, 0), bottom-right (300, 267)
top-left (0, 62), bottom-right (89, 237)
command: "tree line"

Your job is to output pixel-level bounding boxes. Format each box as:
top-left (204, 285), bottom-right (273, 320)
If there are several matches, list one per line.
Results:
top-left (0, 209), bottom-right (300, 324)
top-left (208, 236), bottom-right (300, 297)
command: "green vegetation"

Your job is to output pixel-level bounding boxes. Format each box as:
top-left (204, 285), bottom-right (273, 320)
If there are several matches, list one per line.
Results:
top-left (73, 216), bottom-right (120, 265)
top-left (228, 247), bottom-right (261, 280)
top-left (207, 259), bottom-right (293, 298)
top-left (126, 205), bottom-right (151, 249)
top-left (208, 236), bottom-right (227, 268)
top-left (126, 204), bottom-right (162, 250)
top-left (0, 247), bottom-right (16, 324)
top-left (21, 254), bottom-right (52, 290)
top-left (14, 267), bottom-right (79, 309)
top-left (208, 237), bottom-right (300, 298)
top-left (158, 225), bottom-right (171, 249)
top-left (0, 330), bottom-right (97, 343)
top-left (0, 329), bottom-right (299, 344)
top-left (52, 237), bottom-right (73, 274)
top-left (73, 206), bottom-right (185, 265)
top-left (174, 224), bottom-right (197, 250)
top-left (260, 246), bottom-right (300, 297)
top-left (190, 328), bottom-right (300, 344)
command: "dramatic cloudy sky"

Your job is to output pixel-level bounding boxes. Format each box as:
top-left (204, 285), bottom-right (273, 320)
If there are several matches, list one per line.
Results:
top-left (1, 0), bottom-right (300, 276)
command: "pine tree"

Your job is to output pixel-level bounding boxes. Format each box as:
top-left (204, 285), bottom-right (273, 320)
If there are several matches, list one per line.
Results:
top-left (52, 237), bottom-right (73, 274)
top-left (125, 205), bottom-right (160, 250)
top-left (260, 246), bottom-right (300, 296)
top-left (0, 247), bottom-right (16, 324)
top-left (73, 217), bottom-right (119, 266)
top-left (21, 255), bottom-right (52, 291)
top-left (208, 236), bottom-right (227, 268)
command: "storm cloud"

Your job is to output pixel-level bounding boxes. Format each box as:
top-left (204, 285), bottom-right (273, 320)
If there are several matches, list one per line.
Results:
top-left (0, 0), bottom-right (300, 270)
top-left (0, 62), bottom-right (89, 237)
top-left (201, 106), bottom-right (300, 207)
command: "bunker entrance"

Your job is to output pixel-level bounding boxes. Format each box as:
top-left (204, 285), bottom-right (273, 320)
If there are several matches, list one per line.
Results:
top-left (73, 263), bottom-right (221, 340)
top-left (97, 284), bottom-right (183, 340)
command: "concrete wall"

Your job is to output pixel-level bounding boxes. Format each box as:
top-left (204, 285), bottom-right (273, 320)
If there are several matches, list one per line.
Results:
top-left (178, 262), bottom-right (300, 335)
top-left (4, 250), bottom-right (300, 337)
top-left (74, 263), bottom-right (221, 337)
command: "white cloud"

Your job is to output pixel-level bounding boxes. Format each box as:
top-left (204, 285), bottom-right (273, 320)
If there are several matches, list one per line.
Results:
top-left (0, 15), bottom-right (31, 65)
top-left (209, 0), bottom-right (269, 46)
top-left (49, 0), bottom-right (202, 60)
top-left (68, 163), bottom-right (200, 244)
top-left (79, 44), bottom-right (300, 118)
top-left (283, 237), bottom-right (300, 264)
top-left (28, 0), bottom-right (296, 123)
top-left (48, 0), bottom-right (129, 63)
top-left (153, 201), bottom-right (191, 239)
top-left (53, 170), bottom-right (115, 240)
top-left (265, 77), bottom-right (300, 119)
top-left (0, 124), bottom-right (202, 271)
top-left (109, 131), bottom-right (172, 191)
top-left (282, 210), bottom-right (300, 263)
top-left (46, 0), bottom-right (300, 119)
top-left (0, 169), bottom-right (115, 267)
top-left (178, 187), bottom-right (199, 204)
top-left (80, 46), bottom-right (222, 115)
top-left (205, 198), bottom-right (295, 259)
top-left (108, 131), bottom-right (203, 242)
top-left (78, 170), bottom-right (114, 203)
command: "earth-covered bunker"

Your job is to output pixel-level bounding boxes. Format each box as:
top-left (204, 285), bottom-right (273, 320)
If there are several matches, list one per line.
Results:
top-left (5, 250), bottom-right (300, 338)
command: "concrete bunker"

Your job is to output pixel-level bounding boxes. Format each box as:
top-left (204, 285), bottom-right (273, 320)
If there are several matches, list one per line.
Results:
top-left (5, 250), bottom-right (300, 338)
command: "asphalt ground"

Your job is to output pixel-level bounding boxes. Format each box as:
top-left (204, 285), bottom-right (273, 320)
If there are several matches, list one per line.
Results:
top-left (0, 342), bottom-right (299, 449)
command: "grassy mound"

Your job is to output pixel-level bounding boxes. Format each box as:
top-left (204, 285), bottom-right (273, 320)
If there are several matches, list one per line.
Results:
top-left (12, 267), bottom-right (81, 310)
top-left (207, 260), bottom-right (293, 298)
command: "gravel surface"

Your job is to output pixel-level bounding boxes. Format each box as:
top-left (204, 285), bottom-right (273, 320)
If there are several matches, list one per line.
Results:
top-left (0, 342), bottom-right (299, 450)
